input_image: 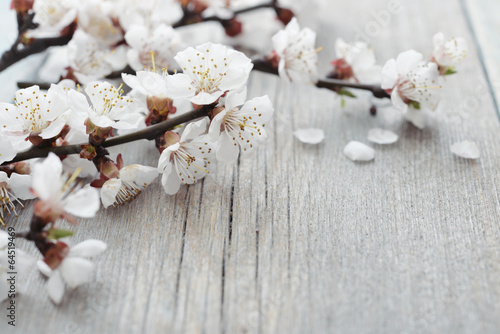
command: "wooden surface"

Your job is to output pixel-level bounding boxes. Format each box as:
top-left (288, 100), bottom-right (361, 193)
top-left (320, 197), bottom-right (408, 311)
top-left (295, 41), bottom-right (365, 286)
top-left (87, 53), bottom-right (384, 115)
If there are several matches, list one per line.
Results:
top-left (2, 0), bottom-right (500, 333)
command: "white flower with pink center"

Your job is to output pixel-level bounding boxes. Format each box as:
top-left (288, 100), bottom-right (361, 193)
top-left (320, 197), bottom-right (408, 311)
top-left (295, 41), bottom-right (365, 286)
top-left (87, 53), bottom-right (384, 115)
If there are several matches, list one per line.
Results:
top-left (31, 153), bottom-right (100, 224)
top-left (272, 17), bottom-right (319, 84)
top-left (100, 164), bottom-right (158, 208)
top-left (158, 119), bottom-right (215, 195)
top-left (125, 23), bottom-right (184, 71)
top-left (0, 85), bottom-right (69, 140)
top-left (381, 50), bottom-right (441, 113)
top-left (432, 32), bottom-right (468, 73)
top-left (68, 81), bottom-right (143, 130)
top-left (208, 88), bottom-right (273, 162)
top-left (37, 239), bottom-right (107, 304)
top-left (166, 42), bottom-right (253, 105)
top-left (333, 38), bottom-right (381, 84)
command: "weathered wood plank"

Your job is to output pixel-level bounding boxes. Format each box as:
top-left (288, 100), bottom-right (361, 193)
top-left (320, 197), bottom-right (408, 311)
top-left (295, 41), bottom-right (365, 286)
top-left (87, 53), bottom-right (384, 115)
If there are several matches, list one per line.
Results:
top-left (463, 0), bottom-right (500, 119)
top-left (1, 0), bottom-right (500, 333)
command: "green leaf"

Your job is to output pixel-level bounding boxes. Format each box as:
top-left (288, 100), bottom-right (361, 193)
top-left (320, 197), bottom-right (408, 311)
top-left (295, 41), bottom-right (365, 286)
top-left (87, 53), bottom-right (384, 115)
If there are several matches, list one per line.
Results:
top-left (341, 97), bottom-right (346, 108)
top-left (48, 229), bottom-right (75, 240)
top-left (444, 67), bottom-right (457, 76)
top-left (408, 100), bottom-right (421, 110)
top-left (338, 88), bottom-right (357, 98)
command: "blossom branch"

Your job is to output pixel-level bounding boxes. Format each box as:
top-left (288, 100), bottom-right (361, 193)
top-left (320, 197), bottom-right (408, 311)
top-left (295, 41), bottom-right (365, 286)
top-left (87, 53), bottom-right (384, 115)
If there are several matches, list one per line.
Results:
top-left (0, 34), bottom-right (74, 72)
top-left (2, 108), bottom-right (210, 165)
top-left (172, 1), bottom-right (278, 28)
top-left (251, 59), bottom-right (390, 98)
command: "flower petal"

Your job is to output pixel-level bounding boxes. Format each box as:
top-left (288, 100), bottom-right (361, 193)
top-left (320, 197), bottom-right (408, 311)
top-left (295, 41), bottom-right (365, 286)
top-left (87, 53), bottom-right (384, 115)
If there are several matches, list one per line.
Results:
top-left (47, 270), bottom-right (65, 304)
top-left (181, 118), bottom-right (209, 142)
top-left (69, 239), bottom-right (107, 258)
top-left (60, 257), bottom-right (94, 289)
top-left (37, 260), bottom-right (53, 277)
top-left (293, 128), bottom-right (325, 144)
top-left (100, 178), bottom-right (122, 208)
top-left (344, 141), bottom-right (375, 162)
top-left (216, 131), bottom-right (240, 162)
top-left (119, 164), bottom-right (158, 186)
top-left (63, 186), bottom-right (100, 218)
top-left (31, 153), bottom-right (63, 200)
top-left (9, 173), bottom-right (36, 200)
top-left (161, 170), bottom-right (181, 195)
top-left (367, 128), bottom-right (399, 145)
top-left (450, 141), bottom-right (480, 159)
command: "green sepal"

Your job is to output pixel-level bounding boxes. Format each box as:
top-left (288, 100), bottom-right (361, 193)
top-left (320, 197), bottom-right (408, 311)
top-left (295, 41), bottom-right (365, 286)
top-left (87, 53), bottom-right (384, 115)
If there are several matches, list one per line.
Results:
top-left (408, 100), bottom-right (421, 110)
top-left (338, 88), bottom-right (357, 98)
top-left (444, 67), bottom-right (457, 76)
top-left (48, 229), bottom-right (75, 240)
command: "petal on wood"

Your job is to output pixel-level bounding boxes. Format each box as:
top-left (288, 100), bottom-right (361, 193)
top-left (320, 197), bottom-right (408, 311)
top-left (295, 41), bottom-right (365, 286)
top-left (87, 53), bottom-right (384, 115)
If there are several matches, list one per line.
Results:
top-left (344, 141), bottom-right (375, 162)
top-left (293, 128), bottom-right (325, 144)
top-left (450, 141), bottom-right (480, 159)
top-left (367, 128), bottom-right (399, 144)
top-left (47, 271), bottom-right (65, 305)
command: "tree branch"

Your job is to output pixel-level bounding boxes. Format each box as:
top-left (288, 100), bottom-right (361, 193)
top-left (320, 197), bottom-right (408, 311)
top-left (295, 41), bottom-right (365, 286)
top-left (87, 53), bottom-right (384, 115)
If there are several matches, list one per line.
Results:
top-left (2, 108), bottom-right (209, 165)
top-left (172, 1), bottom-right (275, 28)
top-left (0, 34), bottom-right (73, 72)
top-left (251, 59), bottom-right (390, 98)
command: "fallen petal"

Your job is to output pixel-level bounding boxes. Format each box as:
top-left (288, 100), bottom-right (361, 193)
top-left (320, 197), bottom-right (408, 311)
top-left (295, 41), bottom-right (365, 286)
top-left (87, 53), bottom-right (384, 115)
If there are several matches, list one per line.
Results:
top-left (344, 141), bottom-right (375, 162)
top-left (367, 128), bottom-right (399, 144)
top-left (293, 128), bottom-right (325, 144)
top-left (450, 141), bottom-right (480, 159)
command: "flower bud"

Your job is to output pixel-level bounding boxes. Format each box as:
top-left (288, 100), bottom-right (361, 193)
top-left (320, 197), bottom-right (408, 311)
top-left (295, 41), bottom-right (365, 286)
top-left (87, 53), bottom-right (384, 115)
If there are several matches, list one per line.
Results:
top-left (223, 18), bottom-right (243, 37)
top-left (43, 241), bottom-right (70, 270)
top-left (275, 7), bottom-right (294, 25)
top-left (13, 162), bottom-right (30, 175)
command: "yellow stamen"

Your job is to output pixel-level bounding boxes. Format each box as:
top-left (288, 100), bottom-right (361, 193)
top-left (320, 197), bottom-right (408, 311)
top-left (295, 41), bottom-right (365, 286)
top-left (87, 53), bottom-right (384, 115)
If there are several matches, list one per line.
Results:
top-left (150, 51), bottom-right (156, 72)
top-left (62, 167), bottom-right (82, 192)
top-left (191, 163), bottom-right (209, 174)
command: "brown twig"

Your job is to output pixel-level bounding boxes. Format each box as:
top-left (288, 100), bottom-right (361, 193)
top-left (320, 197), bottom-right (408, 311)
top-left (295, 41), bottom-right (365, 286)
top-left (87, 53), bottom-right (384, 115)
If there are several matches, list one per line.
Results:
top-left (2, 108), bottom-right (210, 165)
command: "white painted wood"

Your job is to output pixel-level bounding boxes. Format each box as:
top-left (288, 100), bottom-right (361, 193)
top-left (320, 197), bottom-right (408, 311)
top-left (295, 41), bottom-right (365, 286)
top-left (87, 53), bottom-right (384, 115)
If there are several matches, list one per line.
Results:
top-left (2, 0), bottom-right (500, 333)
top-left (463, 0), bottom-right (500, 118)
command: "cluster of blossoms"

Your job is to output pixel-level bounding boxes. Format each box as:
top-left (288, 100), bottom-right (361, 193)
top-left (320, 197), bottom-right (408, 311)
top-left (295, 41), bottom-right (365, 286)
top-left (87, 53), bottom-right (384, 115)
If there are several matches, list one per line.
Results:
top-left (0, 39), bottom-right (273, 303)
top-left (0, 0), bottom-right (474, 306)
top-left (9, 0), bottom-right (294, 84)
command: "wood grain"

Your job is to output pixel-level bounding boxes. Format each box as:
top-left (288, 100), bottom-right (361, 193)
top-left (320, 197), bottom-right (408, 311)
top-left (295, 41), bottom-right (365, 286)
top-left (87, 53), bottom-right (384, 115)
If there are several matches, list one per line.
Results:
top-left (2, 0), bottom-right (500, 333)
top-left (463, 0), bottom-right (500, 120)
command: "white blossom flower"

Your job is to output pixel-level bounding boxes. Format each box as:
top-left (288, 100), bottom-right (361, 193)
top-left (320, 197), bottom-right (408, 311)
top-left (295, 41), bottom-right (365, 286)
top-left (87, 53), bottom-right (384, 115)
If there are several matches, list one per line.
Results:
top-left (344, 141), bottom-right (375, 162)
top-left (208, 88), bottom-right (273, 161)
top-left (68, 81), bottom-right (142, 130)
top-left (33, 0), bottom-right (78, 31)
top-left (158, 119), bottom-right (215, 195)
top-left (31, 153), bottom-right (100, 224)
top-left (67, 29), bottom-right (128, 84)
top-left (100, 164), bottom-right (158, 208)
top-left (125, 23), bottom-right (184, 71)
top-left (0, 85), bottom-right (69, 141)
top-left (0, 171), bottom-right (34, 225)
top-left (381, 50), bottom-right (441, 113)
top-left (1, 231), bottom-right (34, 302)
top-left (166, 42), bottom-right (253, 105)
top-left (333, 38), bottom-right (381, 83)
top-left (450, 140), bottom-right (480, 159)
top-left (293, 128), bottom-right (325, 144)
top-left (77, 0), bottom-right (123, 46)
top-left (432, 32), bottom-right (467, 71)
top-left (272, 17), bottom-right (319, 84)
top-left (367, 128), bottom-right (398, 144)
top-left (37, 239), bottom-right (107, 304)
